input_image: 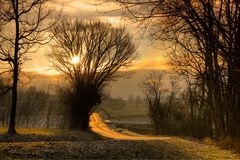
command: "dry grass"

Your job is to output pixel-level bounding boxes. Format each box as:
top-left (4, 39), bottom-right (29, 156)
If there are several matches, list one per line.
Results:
top-left (204, 136), bottom-right (240, 155)
top-left (0, 128), bottom-right (239, 159)
top-left (159, 137), bottom-right (240, 160)
top-left (0, 128), bottom-right (66, 135)
top-left (219, 137), bottom-right (240, 151)
top-left (0, 128), bottom-right (101, 142)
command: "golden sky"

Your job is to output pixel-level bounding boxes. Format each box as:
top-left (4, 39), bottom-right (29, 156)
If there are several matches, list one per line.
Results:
top-left (25, 0), bottom-right (168, 75)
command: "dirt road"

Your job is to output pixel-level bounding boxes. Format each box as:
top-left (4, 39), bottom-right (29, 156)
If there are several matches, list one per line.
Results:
top-left (90, 112), bottom-right (170, 140)
top-left (90, 113), bottom-right (240, 160)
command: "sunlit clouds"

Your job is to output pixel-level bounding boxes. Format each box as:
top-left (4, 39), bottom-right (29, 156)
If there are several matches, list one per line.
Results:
top-left (24, 65), bottom-right (60, 75)
top-left (24, 0), bottom-right (168, 75)
top-left (132, 58), bottom-right (168, 70)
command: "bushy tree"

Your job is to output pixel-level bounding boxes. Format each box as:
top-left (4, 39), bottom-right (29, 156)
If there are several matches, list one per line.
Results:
top-left (49, 20), bottom-right (136, 130)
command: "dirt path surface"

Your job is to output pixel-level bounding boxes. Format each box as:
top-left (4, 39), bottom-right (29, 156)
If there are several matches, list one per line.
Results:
top-left (90, 113), bottom-right (170, 140)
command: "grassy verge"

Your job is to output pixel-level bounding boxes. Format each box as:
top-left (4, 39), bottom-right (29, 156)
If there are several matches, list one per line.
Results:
top-left (0, 128), bottom-right (102, 142)
top-left (203, 137), bottom-right (240, 155)
top-left (147, 136), bottom-right (240, 160)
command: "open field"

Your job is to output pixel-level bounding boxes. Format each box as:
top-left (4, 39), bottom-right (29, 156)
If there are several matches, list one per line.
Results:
top-left (106, 106), bottom-right (148, 117)
top-left (0, 129), bottom-right (239, 159)
top-left (0, 128), bottom-right (100, 142)
top-left (0, 114), bottom-right (239, 160)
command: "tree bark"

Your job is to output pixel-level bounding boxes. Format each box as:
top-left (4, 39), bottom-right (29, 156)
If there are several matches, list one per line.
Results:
top-left (8, 0), bottom-right (19, 134)
top-left (81, 113), bottom-right (90, 131)
top-left (8, 72), bottom-right (18, 134)
top-left (69, 112), bottom-right (90, 131)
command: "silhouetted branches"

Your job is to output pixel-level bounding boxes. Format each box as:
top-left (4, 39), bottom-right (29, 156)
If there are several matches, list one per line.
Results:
top-left (140, 71), bottom-right (181, 135)
top-left (0, 0), bottom-right (60, 134)
top-left (48, 19), bottom-right (136, 130)
top-left (114, 0), bottom-right (240, 138)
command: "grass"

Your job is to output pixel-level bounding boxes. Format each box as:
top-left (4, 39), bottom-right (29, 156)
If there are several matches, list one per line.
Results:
top-left (155, 136), bottom-right (240, 160)
top-left (203, 136), bottom-right (240, 155)
top-left (0, 128), bottom-right (101, 142)
top-left (0, 140), bottom-right (172, 159)
top-left (0, 128), bottom-right (239, 159)
top-left (0, 128), bottom-right (66, 135)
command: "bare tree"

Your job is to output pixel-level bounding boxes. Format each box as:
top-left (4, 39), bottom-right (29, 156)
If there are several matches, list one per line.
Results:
top-left (48, 20), bottom-right (136, 131)
top-left (113, 0), bottom-right (240, 138)
top-left (140, 71), bottom-right (164, 135)
top-left (44, 85), bottom-right (56, 129)
top-left (141, 72), bottom-right (187, 135)
top-left (0, 0), bottom-right (60, 134)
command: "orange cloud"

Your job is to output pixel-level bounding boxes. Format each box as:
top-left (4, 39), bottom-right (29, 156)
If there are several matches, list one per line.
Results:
top-left (21, 0), bottom-right (168, 76)
top-left (23, 65), bottom-right (60, 75)
top-left (131, 58), bottom-right (169, 70)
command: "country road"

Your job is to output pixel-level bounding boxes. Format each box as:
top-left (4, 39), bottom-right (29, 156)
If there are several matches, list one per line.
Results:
top-left (90, 112), bottom-right (170, 140)
top-left (90, 113), bottom-right (240, 160)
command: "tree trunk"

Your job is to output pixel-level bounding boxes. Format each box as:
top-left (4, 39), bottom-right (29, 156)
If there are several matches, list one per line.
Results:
top-left (80, 113), bottom-right (90, 131)
top-left (69, 112), bottom-right (90, 131)
top-left (8, 61), bottom-right (18, 134)
top-left (8, 0), bottom-right (19, 135)
top-left (8, 76), bottom-right (17, 134)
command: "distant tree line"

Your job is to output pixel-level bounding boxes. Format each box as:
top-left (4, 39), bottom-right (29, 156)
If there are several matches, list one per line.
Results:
top-left (0, 85), bottom-right (147, 129)
top-left (98, 95), bottom-right (147, 118)
top-left (0, 86), bottom-right (63, 128)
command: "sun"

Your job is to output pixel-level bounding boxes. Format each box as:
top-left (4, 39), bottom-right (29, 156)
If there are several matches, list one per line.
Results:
top-left (71, 56), bottom-right (80, 64)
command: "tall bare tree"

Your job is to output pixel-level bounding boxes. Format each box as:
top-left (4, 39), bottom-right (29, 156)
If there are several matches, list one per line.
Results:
top-left (48, 20), bottom-right (136, 131)
top-left (141, 72), bottom-right (164, 135)
top-left (113, 0), bottom-right (240, 138)
top-left (0, 0), bottom-right (60, 134)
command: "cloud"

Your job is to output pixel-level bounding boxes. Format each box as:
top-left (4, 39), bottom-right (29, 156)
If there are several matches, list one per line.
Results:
top-left (23, 0), bottom-right (168, 75)
top-left (131, 58), bottom-right (169, 70)
top-left (23, 65), bottom-right (60, 75)
top-left (48, 0), bottom-right (124, 19)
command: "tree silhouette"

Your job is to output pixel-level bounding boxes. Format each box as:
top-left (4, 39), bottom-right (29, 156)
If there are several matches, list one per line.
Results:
top-left (141, 72), bottom-right (163, 135)
top-left (48, 20), bottom-right (136, 131)
top-left (113, 0), bottom-right (240, 138)
top-left (0, 0), bottom-right (60, 134)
